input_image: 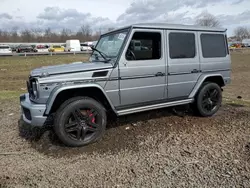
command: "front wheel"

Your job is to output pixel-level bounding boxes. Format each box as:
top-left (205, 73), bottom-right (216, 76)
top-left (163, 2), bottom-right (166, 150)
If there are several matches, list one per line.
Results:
top-left (54, 97), bottom-right (107, 147)
top-left (193, 82), bottom-right (222, 117)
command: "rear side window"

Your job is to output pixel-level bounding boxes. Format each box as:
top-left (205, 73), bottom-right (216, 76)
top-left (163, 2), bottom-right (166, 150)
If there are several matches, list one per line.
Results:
top-left (169, 32), bottom-right (196, 59)
top-left (200, 34), bottom-right (227, 58)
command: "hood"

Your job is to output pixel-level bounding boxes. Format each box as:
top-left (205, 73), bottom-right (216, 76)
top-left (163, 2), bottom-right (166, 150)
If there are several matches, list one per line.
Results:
top-left (30, 61), bottom-right (113, 77)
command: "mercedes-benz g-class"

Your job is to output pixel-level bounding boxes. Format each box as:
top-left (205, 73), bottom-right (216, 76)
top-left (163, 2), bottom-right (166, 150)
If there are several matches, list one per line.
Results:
top-left (20, 23), bottom-right (231, 147)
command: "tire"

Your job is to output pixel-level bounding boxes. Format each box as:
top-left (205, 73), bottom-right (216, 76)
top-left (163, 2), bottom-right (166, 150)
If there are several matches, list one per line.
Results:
top-left (193, 82), bottom-right (222, 117)
top-left (53, 97), bottom-right (107, 147)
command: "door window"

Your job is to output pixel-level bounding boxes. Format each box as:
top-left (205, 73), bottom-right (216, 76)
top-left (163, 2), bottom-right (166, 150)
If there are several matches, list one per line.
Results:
top-left (125, 32), bottom-right (161, 61)
top-left (169, 32), bottom-right (196, 59)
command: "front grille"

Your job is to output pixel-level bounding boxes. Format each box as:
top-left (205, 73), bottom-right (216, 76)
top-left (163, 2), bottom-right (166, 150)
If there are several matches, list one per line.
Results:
top-left (22, 107), bottom-right (32, 121)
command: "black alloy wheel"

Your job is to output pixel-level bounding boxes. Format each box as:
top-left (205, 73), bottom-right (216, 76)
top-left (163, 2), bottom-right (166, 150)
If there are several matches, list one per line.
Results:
top-left (194, 82), bottom-right (222, 117)
top-left (54, 97), bottom-right (107, 147)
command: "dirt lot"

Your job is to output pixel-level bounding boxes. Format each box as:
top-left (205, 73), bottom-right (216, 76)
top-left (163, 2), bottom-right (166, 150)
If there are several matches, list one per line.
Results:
top-left (0, 52), bottom-right (250, 187)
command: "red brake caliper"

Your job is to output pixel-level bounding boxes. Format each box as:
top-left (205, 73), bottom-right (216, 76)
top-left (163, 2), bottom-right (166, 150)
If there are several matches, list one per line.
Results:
top-left (87, 110), bottom-right (95, 127)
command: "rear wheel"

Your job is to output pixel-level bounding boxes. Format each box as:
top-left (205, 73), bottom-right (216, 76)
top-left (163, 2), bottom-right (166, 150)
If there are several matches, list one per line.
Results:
top-left (54, 97), bottom-right (107, 147)
top-left (193, 82), bottom-right (222, 117)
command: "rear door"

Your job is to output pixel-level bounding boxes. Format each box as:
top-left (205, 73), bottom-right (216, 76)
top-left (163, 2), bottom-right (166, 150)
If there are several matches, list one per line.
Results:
top-left (166, 30), bottom-right (201, 99)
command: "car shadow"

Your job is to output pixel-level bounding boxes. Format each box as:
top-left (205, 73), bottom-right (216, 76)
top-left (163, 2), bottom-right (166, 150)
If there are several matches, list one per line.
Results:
top-left (18, 104), bottom-right (194, 157)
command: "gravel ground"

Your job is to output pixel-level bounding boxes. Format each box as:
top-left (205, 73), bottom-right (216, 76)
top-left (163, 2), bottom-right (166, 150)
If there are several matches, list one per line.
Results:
top-left (0, 100), bottom-right (250, 187)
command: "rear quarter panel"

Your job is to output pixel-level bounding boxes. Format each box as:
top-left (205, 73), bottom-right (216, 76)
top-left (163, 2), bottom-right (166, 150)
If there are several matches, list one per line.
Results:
top-left (188, 31), bottom-right (231, 98)
top-left (197, 31), bottom-right (231, 78)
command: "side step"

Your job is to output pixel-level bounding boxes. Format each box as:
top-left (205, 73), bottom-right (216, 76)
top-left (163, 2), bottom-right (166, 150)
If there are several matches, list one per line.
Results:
top-left (117, 99), bottom-right (194, 116)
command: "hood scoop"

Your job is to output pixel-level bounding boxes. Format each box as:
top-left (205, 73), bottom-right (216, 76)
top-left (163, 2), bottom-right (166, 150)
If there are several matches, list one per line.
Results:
top-left (92, 71), bottom-right (108, 77)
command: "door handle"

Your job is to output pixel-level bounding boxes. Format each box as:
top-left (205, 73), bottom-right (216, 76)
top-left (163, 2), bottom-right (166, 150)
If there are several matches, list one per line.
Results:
top-left (191, 69), bottom-right (199, 73)
top-left (155, 72), bottom-right (165, 76)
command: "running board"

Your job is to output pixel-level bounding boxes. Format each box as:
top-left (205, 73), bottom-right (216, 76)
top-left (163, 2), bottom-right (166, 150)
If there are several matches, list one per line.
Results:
top-left (117, 98), bottom-right (194, 116)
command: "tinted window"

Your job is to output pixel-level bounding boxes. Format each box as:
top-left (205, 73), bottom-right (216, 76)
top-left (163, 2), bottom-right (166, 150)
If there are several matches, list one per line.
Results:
top-left (0, 46), bottom-right (9, 49)
top-left (126, 32), bottom-right (161, 61)
top-left (201, 34), bottom-right (227, 58)
top-left (169, 32), bottom-right (195, 59)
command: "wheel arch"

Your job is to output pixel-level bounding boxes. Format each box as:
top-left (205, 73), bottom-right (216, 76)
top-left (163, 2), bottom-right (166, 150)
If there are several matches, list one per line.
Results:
top-left (44, 84), bottom-right (117, 115)
top-left (189, 74), bottom-right (225, 98)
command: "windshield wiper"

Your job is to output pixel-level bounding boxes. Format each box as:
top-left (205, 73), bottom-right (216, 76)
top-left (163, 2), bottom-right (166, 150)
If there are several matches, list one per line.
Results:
top-left (91, 46), bottom-right (111, 63)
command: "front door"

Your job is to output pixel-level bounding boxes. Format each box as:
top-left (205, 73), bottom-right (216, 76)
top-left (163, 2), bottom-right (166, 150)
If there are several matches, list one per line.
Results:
top-left (118, 29), bottom-right (166, 108)
top-left (166, 30), bottom-right (201, 99)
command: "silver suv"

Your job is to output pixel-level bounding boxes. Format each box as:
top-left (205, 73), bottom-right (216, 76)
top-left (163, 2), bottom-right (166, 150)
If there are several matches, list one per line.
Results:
top-left (20, 23), bottom-right (231, 147)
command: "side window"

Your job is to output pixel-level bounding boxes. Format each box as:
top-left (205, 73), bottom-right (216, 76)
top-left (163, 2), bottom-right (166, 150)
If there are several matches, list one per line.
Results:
top-left (126, 31), bottom-right (161, 61)
top-left (200, 33), bottom-right (227, 58)
top-left (169, 32), bottom-right (196, 59)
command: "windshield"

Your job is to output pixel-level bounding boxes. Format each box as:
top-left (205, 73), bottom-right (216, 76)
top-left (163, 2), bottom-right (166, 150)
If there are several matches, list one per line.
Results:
top-left (90, 30), bottom-right (128, 62)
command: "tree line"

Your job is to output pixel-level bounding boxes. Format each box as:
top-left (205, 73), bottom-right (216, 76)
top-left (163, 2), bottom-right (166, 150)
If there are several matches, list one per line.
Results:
top-left (0, 13), bottom-right (249, 43)
top-left (0, 25), bottom-right (115, 43)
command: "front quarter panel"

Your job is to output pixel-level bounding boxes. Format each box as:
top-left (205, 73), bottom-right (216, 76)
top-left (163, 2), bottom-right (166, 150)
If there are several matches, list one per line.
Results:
top-left (44, 82), bottom-right (116, 115)
top-left (35, 68), bottom-right (112, 104)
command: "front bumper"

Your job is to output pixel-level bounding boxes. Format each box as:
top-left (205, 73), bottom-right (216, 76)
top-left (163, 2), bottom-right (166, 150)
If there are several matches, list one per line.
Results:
top-left (20, 93), bottom-right (47, 127)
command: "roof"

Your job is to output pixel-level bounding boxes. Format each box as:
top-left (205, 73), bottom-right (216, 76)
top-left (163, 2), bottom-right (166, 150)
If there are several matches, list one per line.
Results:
top-left (103, 22), bottom-right (227, 35)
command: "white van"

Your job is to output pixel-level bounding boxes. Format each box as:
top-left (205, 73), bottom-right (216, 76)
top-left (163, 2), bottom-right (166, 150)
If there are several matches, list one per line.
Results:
top-left (65, 40), bottom-right (81, 52)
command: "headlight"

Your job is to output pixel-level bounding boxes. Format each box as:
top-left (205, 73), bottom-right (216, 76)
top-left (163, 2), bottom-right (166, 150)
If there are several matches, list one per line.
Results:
top-left (32, 81), bottom-right (38, 98)
top-left (27, 78), bottom-right (39, 99)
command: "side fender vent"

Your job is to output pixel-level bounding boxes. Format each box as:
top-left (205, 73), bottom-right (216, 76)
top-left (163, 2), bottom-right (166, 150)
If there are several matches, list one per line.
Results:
top-left (92, 71), bottom-right (108, 77)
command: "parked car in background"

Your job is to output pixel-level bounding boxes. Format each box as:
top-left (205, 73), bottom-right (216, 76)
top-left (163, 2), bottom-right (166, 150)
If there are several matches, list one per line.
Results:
top-left (48, 45), bottom-right (65, 52)
top-left (65, 39), bottom-right (81, 52)
top-left (80, 42), bottom-right (92, 51)
top-left (0, 44), bottom-right (12, 53)
top-left (34, 45), bottom-right (49, 53)
top-left (10, 45), bottom-right (17, 52)
top-left (16, 44), bottom-right (35, 53)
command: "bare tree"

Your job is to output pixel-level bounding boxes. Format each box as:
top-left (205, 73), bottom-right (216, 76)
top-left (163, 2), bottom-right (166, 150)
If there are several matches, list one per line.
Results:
top-left (195, 12), bottom-right (220, 27)
top-left (80, 25), bottom-right (92, 39)
top-left (234, 26), bottom-right (250, 41)
top-left (10, 27), bottom-right (19, 42)
top-left (32, 28), bottom-right (43, 42)
top-left (20, 29), bottom-right (34, 42)
top-left (0, 29), bottom-right (9, 42)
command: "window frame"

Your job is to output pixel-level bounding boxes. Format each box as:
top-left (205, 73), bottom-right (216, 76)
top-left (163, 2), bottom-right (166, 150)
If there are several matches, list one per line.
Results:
top-left (124, 30), bottom-right (163, 61)
top-left (200, 33), bottom-right (228, 58)
top-left (168, 31), bottom-right (197, 60)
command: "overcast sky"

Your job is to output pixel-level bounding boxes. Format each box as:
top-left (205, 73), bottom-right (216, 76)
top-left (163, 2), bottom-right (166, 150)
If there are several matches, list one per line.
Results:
top-left (0, 0), bottom-right (250, 36)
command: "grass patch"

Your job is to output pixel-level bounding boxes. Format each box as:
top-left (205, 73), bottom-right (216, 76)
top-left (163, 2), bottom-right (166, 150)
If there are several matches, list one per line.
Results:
top-left (0, 54), bottom-right (89, 93)
top-left (0, 90), bottom-right (22, 100)
top-left (223, 97), bottom-right (250, 107)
